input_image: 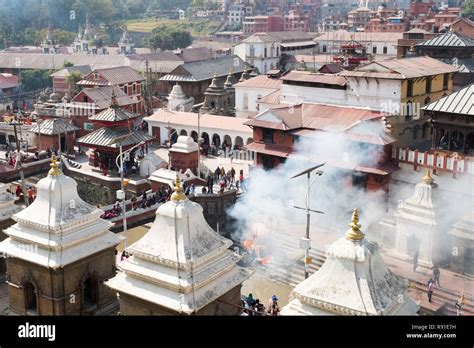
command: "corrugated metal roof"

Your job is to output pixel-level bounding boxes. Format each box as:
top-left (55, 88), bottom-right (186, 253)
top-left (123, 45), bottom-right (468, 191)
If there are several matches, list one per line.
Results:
top-left (353, 56), bottom-right (459, 79)
top-left (159, 55), bottom-right (246, 82)
top-left (340, 70), bottom-right (405, 80)
top-left (72, 86), bottom-right (134, 110)
top-left (76, 127), bottom-right (154, 148)
top-left (144, 109), bottom-right (251, 133)
top-left (258, 89), bottom-right (281, 104)
top-left (0, 73), bottom-right (18, 89)
top-left (89, 107), bottom-right (139, 122)
top-left (50, 65), bottom-right (92, 78)
top-left (423, 84), bottom-right (474, 116)
top-left (234, 75), bottom-right (282, 89)
top-left (79, 66), bottom-right (144, 86)
top-left (417, 32), bottom-right (474, 47)
top-left (245, 142), bottom-right (291, 157)
top-left (0, 52), bottom-right (182, 74)
top-left (29, 118), bottom-right (79, 135)
top-left (281, 71), bottom-right (347, 86)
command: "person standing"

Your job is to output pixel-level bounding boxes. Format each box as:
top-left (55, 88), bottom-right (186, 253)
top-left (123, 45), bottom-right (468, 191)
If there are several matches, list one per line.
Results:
top-left (230, 167), bottom-right (236, 183)
top-left (267, 295), bottom-right (280, 316)
top-left (413, 251), bottom-right (419, 272)
top-left (427, 279), bottom-right (434, 303)
top-left (433, 266), bottom-right (440, 287)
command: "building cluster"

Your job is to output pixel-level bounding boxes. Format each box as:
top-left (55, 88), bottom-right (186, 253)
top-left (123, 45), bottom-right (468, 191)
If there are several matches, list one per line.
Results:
top-left (0, 0), bottom-right (472, 318)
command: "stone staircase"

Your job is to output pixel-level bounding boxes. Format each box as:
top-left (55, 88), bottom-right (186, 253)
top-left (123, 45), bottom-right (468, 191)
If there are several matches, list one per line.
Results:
top-left (251, 228), bottom-right (327, 288)
top-left (66, 158), bottom-right (82, 169)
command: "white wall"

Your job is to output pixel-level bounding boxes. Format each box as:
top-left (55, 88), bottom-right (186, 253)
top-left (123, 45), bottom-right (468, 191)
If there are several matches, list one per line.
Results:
top-left (235, 85), bottom-right (279, 118)
top-left (346, 77), bottom-right (402, 110)
top-left (280, 84), bottom-right (347, 105)
top-left (234, 41), bottom-right (281, 74)
top-left (316, 39), bottom-right (398, 56)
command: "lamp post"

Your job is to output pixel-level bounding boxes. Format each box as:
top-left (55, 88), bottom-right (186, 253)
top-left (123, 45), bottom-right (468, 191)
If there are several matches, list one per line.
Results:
top-left (114, 134), bottom-right (145, 250)
top-left (197, 110), bottom-right (201, 178)
top-left (291, 163), bottom-right (325, 279)
top-left (166, 122), bottom-right (178, 170)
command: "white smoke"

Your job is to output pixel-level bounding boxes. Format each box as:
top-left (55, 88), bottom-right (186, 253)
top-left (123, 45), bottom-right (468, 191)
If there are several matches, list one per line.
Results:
top-left (228, 127), bottom-right (390, 250)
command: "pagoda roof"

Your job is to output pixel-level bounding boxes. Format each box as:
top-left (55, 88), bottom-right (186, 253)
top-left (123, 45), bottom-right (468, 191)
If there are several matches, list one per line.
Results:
top-left (29, 118), bottom-right (79, 135)
top-left (89, 106), bottom-right (140, 122)
top-left (76, 127), bottom-right (154, 149)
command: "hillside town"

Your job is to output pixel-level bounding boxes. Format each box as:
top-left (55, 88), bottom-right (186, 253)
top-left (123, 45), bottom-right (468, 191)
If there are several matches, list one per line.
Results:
top-left (0, 0), bottom-right (471, 321)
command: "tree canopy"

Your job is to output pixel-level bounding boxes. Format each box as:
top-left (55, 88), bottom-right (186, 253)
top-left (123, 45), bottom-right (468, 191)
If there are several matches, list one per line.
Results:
top-left (147, 27), bottom-right (192, 51)
top-left (20, 69), bottom-right (53, 92)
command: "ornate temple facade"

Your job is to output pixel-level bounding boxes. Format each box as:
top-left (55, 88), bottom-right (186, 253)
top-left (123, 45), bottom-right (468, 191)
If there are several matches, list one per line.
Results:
top-left (281, 209), bottom-right (419, 315)
top-left (0, 157), bottom-right (120, 315)
top-left (106, 176), bottom-right (251, 315)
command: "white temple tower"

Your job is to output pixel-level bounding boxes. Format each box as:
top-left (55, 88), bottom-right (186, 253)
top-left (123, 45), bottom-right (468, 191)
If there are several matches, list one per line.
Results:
top-left (0, 156), bottom-right (120, 315)
top-left (106, 175), bottom-right (251, 315)
top-left (167, 84), bottom-right (194, 112)
top-left (281, 209), bottom-right (419, 315)
top-left (394, 170), bottom-right (439, 267)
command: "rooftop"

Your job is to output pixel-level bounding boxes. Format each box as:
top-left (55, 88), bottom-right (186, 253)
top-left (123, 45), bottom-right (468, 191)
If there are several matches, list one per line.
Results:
top-left (416, 32), bottom-right (474, 47)
top-left (76, 126), bottom-right (155, 149)
top-left (72, 86), bottom-right (135, 109)
top-left (160, 55), bottom-right (246, 82)
top-left (234, 75), bottom-right (282, 89)
top-left (78, 65), bottom-right (144, 86)
top-left (350, 56), bottom-right (459, 79)
top-left (144, 109), bottom-right (251, 134)
top-left (423, 84), bottom-right (474, 116)
top-left (29, 118), bottom-right (79, 135)
top-left (281, 71), bottom-right (347, 86)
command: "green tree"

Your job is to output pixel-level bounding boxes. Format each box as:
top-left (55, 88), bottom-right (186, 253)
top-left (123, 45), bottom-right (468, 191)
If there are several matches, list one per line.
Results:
top-left (20, 70), bottom-right (53, 92)
top-left (63, 61), bottom-right (74, 68)
top-left (147, 27), bottom-right (192, 51)
top-left (66, 71), bottom-right (83, 95)
top-left (463, 0), bottom-right (474, 18)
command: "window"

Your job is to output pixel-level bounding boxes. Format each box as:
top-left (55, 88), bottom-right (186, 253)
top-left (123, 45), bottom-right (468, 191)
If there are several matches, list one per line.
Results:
top-left (276, 46), bottom-right (279, 55)
top-left (264, 47), bottom-right (267, 58)
top-left (425, 78), bottom-right (431, 94)
top-left (243, 93), bottom-right (248, 110)
top-left (132, 83), bottom-right (136, 94)
top-left (406, 80), bottom-right (413, 97)
top-left (372, 46), bottom-right (377, 54)
top-left (322, 45), bottom-right (327, 53)
top-left (383, 46), bottom-right (387, 54)
top-left (83, 95), bottom-right (88, 103)
top-left (262, 129), bottom-right (274, 143)
top-left (123, 85), bottom-right (127, 94)
top-left (443, 73), bottom-right (449, 89)
top-left (405, 101), bottom-right (413, 121)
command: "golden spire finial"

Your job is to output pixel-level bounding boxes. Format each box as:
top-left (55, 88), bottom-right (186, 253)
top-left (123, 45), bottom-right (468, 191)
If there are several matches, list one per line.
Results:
top-left (49, 154), bottom-right (61, 176)
top-left (171, 174), bottom-right (186, 202)
top-left (346, 208), bottom-right (365, 241)
top-left (422, 170), bottom-right (434, 185)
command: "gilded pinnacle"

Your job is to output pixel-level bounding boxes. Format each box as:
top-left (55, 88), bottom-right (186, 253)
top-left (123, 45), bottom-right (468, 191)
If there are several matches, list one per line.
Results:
top-left (49, 154), bottom-right (61, 176)
top-left (422, 170), bottom-right (434, 185)
top-left (171, 174), bottom-right (186, 202)
top-left (346, 208), bottom-right (365, 241)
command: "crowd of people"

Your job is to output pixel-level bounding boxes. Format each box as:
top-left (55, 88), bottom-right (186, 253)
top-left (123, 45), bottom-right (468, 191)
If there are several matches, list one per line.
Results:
top-left (100, 185), bottom-right (174, 220)
top-left (203, 166), bottom-right (247, 194)
top-left (241, 293), bottom-right (280, 316)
